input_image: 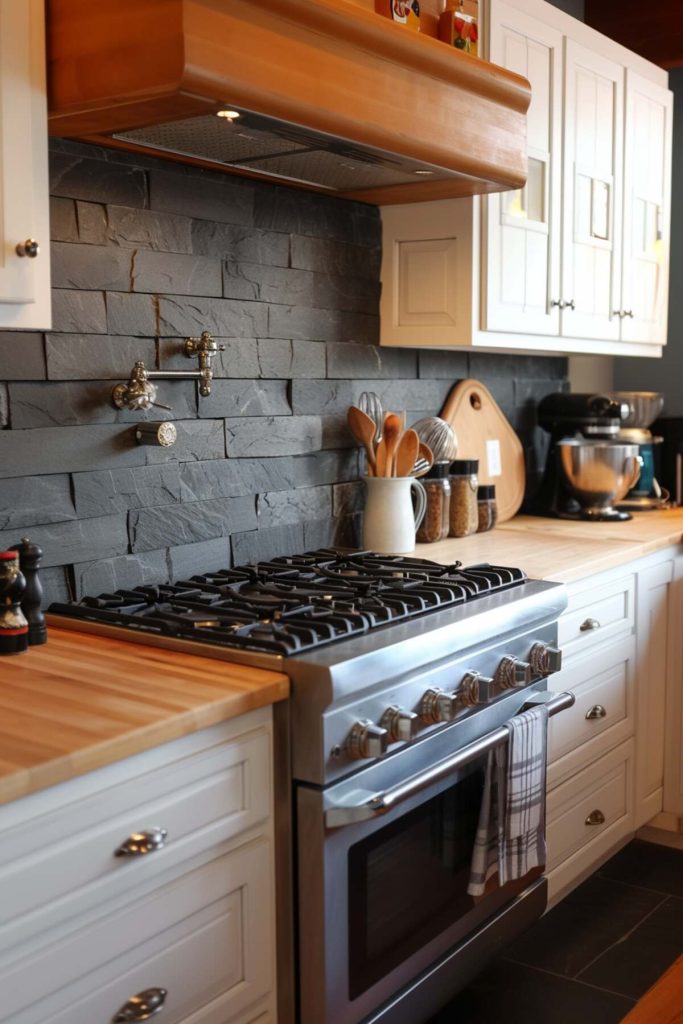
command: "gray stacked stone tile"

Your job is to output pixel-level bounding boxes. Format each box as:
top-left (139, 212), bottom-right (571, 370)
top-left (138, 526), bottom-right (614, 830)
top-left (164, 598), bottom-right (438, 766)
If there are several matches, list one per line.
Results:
top-left (0, 139), bottom-right (567, 597)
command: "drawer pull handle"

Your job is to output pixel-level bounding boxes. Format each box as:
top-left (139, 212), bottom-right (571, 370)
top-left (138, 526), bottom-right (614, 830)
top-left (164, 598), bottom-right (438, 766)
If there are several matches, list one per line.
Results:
top-left (113, 988), bottom-right (167, 1022)
top-left (585, 809), bottom-right (606, 826)
top-left (586, 704), bottom-right (607, 720)
top-left (580, 618), bottom-right (601, 632)
top-left (115, 828), bottom-right (168, 857)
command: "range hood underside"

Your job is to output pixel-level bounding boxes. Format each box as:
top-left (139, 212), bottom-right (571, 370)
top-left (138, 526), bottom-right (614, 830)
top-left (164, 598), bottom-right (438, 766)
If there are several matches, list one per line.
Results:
top-left (48, 0), bottom-right (532, 204)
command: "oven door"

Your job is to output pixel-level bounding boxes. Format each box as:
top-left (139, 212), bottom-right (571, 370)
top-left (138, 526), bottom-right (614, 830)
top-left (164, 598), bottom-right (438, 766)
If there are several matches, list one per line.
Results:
top-left (296, 692), bottom-right (571, 1024)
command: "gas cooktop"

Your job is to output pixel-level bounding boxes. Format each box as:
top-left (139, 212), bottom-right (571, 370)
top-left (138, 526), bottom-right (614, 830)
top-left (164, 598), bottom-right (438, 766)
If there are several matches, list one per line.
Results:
top-left (48, 550), bottom-right (527, 657)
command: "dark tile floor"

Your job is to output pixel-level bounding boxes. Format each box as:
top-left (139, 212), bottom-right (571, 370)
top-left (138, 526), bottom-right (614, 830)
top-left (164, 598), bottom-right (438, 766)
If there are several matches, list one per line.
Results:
top-left (427, 838), bottom-right (683, 1024)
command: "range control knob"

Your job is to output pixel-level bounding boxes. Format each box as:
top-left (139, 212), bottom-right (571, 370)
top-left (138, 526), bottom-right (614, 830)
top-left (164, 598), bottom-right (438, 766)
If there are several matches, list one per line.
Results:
top-left (495, 656), bottom-right (532, 689)
top-left (459, 670), bottom-right (494, 708)
top-left (346, 720), bottom-right (389, 760)
top-left (529, 642), bottom-right (563, 676)
top-left (380, 705), bottom-right (419, 742)
top-left (420, 687), bottom-right (459, 724)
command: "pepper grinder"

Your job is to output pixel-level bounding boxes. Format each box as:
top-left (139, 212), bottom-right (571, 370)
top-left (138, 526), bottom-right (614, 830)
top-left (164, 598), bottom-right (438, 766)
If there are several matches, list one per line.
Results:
top-left (0, 552), bottom-right (29, 655)
top-left (11, 537), bottom-right (47, 645)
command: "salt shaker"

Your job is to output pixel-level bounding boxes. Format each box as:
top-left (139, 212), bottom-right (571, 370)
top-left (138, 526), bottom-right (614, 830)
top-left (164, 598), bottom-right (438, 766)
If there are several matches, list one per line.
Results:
top-left (0, 552), bottom-right (29, 655)
top-left (11, 537), bottom-right (47, 645)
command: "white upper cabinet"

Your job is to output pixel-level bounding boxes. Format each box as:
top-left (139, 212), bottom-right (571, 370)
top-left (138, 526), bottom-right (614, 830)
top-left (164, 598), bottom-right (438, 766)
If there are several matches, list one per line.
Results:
top-left (483, 1), bottom-right (563, 337)
top-left (620, 72), bottom-right (672, 347)
top-left (380, 0), bottom-right (671, 358)
top-left (0, 0), bottom-right (51, 329)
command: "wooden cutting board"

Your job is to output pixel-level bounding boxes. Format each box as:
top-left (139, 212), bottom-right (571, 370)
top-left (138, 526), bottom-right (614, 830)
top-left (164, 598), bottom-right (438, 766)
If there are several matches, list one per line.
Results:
top-left (440, 379), bottom-right (525, 522)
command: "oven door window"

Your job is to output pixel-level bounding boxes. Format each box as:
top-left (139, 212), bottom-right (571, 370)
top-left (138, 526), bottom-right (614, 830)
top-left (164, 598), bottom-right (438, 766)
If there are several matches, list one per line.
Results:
top-left (347, 760), bottom-right (485, 999)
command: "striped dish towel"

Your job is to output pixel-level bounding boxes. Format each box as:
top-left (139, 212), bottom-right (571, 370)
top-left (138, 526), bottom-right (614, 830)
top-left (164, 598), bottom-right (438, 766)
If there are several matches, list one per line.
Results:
top-left (467, 703), bottom-right (549, 897)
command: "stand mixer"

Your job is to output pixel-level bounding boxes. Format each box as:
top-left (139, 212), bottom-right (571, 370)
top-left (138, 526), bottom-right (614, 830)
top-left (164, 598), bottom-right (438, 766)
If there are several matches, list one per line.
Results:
top-left (535, 393), bottom-right (642, 521)
top-left (609, 391), bottom-right (667, 510)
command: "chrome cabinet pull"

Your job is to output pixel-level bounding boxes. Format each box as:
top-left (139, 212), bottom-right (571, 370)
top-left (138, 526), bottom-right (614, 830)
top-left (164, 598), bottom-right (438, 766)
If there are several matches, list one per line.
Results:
top-left (115, 828), bottom-right (168, 857)
top-left (585, 809), bottom-right (606, 826)
top-left (15, 238), bottom-right (39, 258)
top-left (586, 704), bottom-right (607, 720)
top-left (580, 617), bottom-right (600, 632)
top-left (113, 988), bottom-right (167, 1022)
top-left (565, 298), bottom-right (576, 310)
top-left (551, 299), bottom-right (564, 308)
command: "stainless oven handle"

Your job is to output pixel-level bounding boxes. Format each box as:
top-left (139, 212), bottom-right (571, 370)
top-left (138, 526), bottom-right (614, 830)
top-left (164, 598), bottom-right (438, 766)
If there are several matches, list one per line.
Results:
top-left (324, 690), bottom-right (575, 829)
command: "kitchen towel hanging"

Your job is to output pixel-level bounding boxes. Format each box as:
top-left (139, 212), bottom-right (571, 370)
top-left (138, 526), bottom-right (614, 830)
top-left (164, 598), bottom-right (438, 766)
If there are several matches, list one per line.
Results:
top-left (467, 703), bottom-right (548, 896)
top-left (440, 379), bottom-right (525, 522)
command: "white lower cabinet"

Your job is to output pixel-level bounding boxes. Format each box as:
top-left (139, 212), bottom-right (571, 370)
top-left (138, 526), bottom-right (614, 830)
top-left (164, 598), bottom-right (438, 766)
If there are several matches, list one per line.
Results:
top-left (0, 707), bottom-right (277, 1024)
top-left (546, 546), bottom-right (681, 904)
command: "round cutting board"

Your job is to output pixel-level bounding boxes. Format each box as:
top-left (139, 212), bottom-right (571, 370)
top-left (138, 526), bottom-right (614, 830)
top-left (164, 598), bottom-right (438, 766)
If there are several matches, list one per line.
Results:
top-left (440, 379), bottom-right (525, 522)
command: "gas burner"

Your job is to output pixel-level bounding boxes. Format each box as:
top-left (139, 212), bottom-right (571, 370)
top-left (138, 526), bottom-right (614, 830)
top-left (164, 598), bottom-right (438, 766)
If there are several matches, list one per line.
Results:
top-left (49, 550), bottom-right (528, 656)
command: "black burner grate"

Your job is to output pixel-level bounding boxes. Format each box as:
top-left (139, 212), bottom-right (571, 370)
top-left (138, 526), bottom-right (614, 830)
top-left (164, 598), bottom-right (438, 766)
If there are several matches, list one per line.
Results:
top-left (48, 550), bottom-right (527, 655)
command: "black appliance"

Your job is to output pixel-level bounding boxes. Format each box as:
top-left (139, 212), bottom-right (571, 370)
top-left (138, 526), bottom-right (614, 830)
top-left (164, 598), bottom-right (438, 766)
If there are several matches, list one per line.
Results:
top-left (534, 392), bottom-right (626, 518)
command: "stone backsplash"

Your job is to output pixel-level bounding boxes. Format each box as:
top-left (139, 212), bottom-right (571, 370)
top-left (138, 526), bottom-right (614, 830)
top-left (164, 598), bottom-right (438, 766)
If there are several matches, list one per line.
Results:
top-left (0, 140), bottom-right (567, 603)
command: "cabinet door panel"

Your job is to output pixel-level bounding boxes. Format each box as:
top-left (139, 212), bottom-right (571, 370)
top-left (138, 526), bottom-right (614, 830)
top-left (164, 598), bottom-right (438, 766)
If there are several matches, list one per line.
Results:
top-left (483, 2), bottom-right (562, 336)
top-left (621, 72), bottom-right (672, 346)
top-left (0, 0), bottom-right (50, 327)
top-left (561, 40), bottom-right (623, 341)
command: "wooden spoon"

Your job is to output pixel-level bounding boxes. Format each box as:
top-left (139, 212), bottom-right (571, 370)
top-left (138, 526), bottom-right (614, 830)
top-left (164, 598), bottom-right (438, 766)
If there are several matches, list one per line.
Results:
top-left (347, 405), bottom-right (377, 475)
top-left (395, 429), bottom-right (419, 478)
top-left (382, 412), bottom-right (403, 477)
top-left (413, 442), bottom-right (434, 476)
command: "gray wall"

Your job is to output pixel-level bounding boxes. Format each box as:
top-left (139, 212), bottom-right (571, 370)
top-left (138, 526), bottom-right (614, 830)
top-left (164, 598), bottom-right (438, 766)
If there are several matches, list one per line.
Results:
top-left (0, 141), bottom-right (567, 604)
top-left (614, 67), bottom-right (683, 413)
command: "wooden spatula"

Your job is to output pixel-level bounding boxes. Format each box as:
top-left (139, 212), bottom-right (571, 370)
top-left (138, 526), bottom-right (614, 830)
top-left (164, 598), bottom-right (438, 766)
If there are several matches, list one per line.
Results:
top-left (382, 412), bottom-right (402, 476)
top-left (395, 429), bottom-right (419, 478)
top-left (347, 405), bottom-right (377, 475)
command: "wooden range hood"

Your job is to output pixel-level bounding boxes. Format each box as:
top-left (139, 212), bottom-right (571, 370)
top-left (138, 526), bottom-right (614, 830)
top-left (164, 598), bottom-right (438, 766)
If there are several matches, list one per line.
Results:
top-left (47, 0), bottom-right (531, 204)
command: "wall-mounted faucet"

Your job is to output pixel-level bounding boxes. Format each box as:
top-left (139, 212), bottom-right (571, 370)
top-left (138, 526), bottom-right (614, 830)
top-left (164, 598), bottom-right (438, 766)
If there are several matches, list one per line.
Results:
top-left (112, 331), bottom-right (224, 412)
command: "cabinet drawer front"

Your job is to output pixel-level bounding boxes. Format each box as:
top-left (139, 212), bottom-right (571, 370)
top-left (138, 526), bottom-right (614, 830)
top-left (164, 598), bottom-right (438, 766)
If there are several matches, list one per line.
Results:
top-left (547, 637), bottom-right (634, 785)
top-left (559, 574), bottom-right (634, 654)
top-left (0, 727), bottom-right (270, 949)
top-left (2, 839), bottom-right (273, 1024)
top-left (547, 740), bottom-right (633, 874)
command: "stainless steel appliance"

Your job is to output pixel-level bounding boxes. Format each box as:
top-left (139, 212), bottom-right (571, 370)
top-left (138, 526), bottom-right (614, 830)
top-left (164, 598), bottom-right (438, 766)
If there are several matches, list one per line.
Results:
top-left (48, 551), bottom-right (571, 1024)
top-left (609, 391), bottom-right (668, 510)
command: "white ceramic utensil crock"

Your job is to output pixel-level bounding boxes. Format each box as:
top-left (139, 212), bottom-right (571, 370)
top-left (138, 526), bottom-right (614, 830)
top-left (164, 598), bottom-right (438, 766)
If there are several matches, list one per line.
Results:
top-left (362, 476), bottom-right (427, 554)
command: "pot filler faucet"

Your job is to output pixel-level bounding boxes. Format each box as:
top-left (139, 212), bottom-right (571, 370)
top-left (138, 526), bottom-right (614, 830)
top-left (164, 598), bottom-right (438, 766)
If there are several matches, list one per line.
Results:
top-left (111, 331), bottom-right (225, 411)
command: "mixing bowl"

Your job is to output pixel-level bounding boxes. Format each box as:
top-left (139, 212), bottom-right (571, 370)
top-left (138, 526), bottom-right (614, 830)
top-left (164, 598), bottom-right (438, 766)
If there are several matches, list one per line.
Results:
top-left (558, 439), bottom-right (641, 519)
top-left (610, 391), bottom-right (664, 429)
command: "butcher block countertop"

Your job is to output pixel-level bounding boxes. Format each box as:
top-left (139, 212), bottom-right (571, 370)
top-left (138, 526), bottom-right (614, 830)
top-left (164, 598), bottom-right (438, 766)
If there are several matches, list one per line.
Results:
top-left (0, 628), bottom-right (289, 806)
top-left (416, 509), bottom-right (683, 582)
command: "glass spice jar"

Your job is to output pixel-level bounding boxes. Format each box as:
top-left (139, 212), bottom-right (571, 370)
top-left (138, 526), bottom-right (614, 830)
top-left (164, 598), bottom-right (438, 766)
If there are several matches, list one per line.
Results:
top-left (477, 484), bottom-right (498, 533)
top-left (448, 459), bottom-right (479, 538)
top-left (416, 463), bottom-right (451, 543)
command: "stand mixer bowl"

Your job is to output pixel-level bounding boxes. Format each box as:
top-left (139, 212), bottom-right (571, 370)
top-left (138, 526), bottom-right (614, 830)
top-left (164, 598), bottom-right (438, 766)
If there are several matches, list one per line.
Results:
top-left (610, 391), bottom-right (664, 430)
top-left (558, 440), bottom-right (642, 519)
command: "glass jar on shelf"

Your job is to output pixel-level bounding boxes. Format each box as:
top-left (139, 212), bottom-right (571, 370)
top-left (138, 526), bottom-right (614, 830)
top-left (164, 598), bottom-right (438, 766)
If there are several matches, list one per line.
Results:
top-left (477, 484), bottom-right (497, 533)
top-left (448, 459), bottom-right (479, 538)
top-left (416, 463), bottom-right (451, 544)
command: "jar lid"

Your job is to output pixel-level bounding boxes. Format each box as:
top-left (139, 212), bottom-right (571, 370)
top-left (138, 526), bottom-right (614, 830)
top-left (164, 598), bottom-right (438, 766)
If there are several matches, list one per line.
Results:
top-left (477, 485), bottom-right (496, 500)
top-left (426, 461), bottom-right (451, 478)
top-left (450, 459), bottom-right (479, 474)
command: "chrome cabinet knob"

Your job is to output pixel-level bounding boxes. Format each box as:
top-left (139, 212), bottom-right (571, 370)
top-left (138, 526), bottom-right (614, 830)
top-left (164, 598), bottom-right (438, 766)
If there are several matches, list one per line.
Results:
top-left (585, 809), bottom-right (606, 826)
top-left (15, 238), bottom-right (39, 258)
top-left (565, 298), bottom-right (576, 310)
top-left (586, 704), bottom-right (607, 720)
top-left (346, 720), bottom-right (388, 760)
top-left (113, 988), bottom-right (167, 1021)
top-left (494, 656), bottom-right (532, 689)
top-left (420, 687), bottom-right (459, 724)
top-left (580, 617), bottom-right (600, 632)
top-left (115, 828), bottom-right (168, 857)
top-left (380, 705), bottom-right (418, 742)
top-left (458, 670), bottom-right (494, 708)
top-left (529, 642), bottom-right (562, 676)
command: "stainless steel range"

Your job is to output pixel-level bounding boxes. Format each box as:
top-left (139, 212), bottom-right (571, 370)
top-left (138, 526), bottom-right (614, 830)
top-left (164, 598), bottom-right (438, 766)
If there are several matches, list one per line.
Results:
top-left (48, 550), bottom-right (572, 1024)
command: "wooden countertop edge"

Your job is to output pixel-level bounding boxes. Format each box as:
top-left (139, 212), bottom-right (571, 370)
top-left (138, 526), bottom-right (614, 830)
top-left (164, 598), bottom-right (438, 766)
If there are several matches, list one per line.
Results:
top-left (0, 674), bottom-right (288, 806)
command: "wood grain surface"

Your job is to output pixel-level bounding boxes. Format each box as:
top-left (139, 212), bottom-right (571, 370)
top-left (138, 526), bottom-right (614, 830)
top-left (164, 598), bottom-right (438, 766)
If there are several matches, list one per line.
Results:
top-left (619, 953), bottom-right (683, 1024)
top-left (47, 0), bottom-right (531, 202)
top-left (440, 379), bottom-right (526, 522)
top-left (0, 629), bottom-right (288, 805)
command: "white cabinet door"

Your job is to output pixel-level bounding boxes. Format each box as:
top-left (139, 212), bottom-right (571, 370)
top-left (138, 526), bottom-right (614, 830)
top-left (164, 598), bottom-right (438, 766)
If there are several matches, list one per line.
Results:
top-left (620, 71), bottom-right (672, 347)
top-left (561, 40), bottom-right (623, 341)
top-left (483, 1), bottom-right (562, 336)
top-left (634, 560), bottom-right (672, 828)
top-left (0, 0), bottom-right (50, 328)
